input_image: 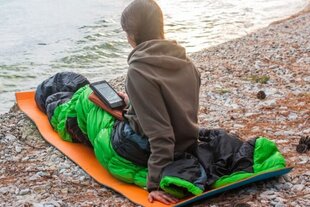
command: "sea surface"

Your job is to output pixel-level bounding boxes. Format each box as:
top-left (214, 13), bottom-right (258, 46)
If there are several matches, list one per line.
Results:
top-left (0, 0), bottom-right (308, 114)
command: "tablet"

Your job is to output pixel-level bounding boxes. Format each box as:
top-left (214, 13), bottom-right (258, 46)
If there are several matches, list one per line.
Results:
top-left (90, 81), bottom-right (125, 109)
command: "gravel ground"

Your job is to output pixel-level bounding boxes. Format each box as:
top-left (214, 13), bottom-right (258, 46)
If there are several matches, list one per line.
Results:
top-left (1, 4), bottom-right (309, 207)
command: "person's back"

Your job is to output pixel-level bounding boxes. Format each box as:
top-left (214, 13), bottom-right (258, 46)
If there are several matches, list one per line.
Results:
top-left (125, 39), bottom-right (200, 156)
top-left (120, 0), bottom-right (200, 204)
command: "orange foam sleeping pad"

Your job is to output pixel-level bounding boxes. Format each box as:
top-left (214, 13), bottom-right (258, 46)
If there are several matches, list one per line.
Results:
top-left (16, 91), bottom-right (293, 207)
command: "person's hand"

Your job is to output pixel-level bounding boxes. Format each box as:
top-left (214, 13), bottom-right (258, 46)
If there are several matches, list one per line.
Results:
top-left (118, 92), bottom-right (129, 105)
top-left (148, 190), bottom-right (179, 205)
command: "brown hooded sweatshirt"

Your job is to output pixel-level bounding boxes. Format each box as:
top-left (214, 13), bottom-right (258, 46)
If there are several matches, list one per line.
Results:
top-left (124, 39), bottom-right (200, 191)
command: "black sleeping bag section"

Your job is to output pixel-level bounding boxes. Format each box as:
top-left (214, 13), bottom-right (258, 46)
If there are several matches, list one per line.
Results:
top-left (112, 123), bottom-right (257, 188)
top-left (161, 153), bottom-right (207, 191)
top-left (35, 72), bottom-right (90, 119)
top-left (112, 121), bottom-right (151, 167)
top-left (196, 129), bottom-right (255, 186)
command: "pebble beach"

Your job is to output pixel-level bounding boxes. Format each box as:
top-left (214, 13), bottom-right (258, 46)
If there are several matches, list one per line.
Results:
top-left (0, 3), bottom-right (309, 207)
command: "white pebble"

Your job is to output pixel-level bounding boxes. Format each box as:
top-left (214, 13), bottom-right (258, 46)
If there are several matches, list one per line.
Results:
top-left (19, 189), bottom-right (30, 195)
top-left (15, 146), bottom-right (22, 153)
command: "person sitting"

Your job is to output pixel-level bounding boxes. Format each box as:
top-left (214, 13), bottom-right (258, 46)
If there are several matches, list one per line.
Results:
top-left (119, 0), bottom-right (200, 204)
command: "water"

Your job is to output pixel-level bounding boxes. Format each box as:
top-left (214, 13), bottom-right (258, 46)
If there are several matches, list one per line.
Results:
top-left (0, 0), bottom-right (308, 114)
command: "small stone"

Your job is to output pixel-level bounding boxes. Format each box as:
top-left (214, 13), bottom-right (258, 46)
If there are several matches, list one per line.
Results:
top-left (275, 139), bottom-right (288, 144)
top-left (275, 197), bottom-right (287, 203)
top-left (230, 104), bottom-right (239, 109)
top-left (33, 186), bottom-right (43, 192)
top-left (266, 194), bottom-right (277, 200)
top-left (297, 156), bottom-right (309, 164)
top-left (252, 126), bottom-right (260, 132)
top-left (15, 146), bottom-right (22, 153)
top-left (29, 174), bottom-right (39, 181)
top-left (21, 156), bottom-right (30, 161)
top-left (233, 124), bottom-right (244, 128)
top-left (5, 134), bottom-right (16, 141)
top-left (292, 177), bottom-right (299, 184)
top-left (291, 201), bottom-right (298, 206)
top-left (36, 171), bottom-right (49, 177)
top-left (64, 171), bottom-right (72, 177)
top-left (288, 112), bottom-right (298, 121)
top-left (50, 154), bottom-right (58, 162)
top-left (292, 184), bottom-right (304, 191)
top-left (61, 188), bottom-right (68, 194)
top-left (283, 176), bottom-right (292, 183)
top-left (49, 165), bottom-right (57, 171)
top-left (246, 188), bottom-right (258, 194)
top-left (43, 200), bottom-right (62, 207)
top-left (283, 130), bottom-right (294, 136)
top-left (274, 183), bottom-right (283, 190)
top-left (262, 99), bottom-right (276, 106)
top-left (265, 190), bottom-right (275, 195)
top-left (0, 187), bottom-right (9, 195)
top-left (59, 169), bottom-right (66, 174)
top-left (275, 202), bottom-right (285, 207)
top-left (19, 188), bottom-right (30, 195)
top-left (15, 189), bottom-right (19, 195)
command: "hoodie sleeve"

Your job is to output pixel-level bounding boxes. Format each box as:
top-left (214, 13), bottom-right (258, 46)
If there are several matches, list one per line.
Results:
top-left (126, 68), bottom-right (175, 191)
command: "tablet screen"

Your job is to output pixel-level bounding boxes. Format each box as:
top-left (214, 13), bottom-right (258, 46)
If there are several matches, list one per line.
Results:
top-left (95, 82), bottom-right (122, 104)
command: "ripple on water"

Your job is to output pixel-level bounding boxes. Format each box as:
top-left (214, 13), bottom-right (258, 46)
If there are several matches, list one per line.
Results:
top-left (0, 0), bottom-right (308, 113)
